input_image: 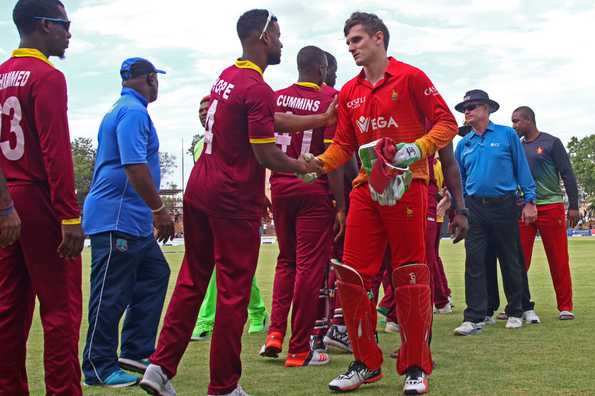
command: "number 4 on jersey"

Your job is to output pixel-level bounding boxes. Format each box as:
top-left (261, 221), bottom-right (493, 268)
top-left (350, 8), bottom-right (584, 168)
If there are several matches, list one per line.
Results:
top-left (204, 99), bottom-right (218, 155)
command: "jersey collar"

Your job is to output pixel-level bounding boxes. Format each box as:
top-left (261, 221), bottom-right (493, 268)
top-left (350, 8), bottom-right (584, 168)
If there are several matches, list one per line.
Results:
top-left (295, 81), bottom-right (321, 90)
top-left (234, 59), bottom-right (263, 76)
top-left (356, 56), bottom-right (399, 87)
top-left (11, 48), bottom-right (54, 67)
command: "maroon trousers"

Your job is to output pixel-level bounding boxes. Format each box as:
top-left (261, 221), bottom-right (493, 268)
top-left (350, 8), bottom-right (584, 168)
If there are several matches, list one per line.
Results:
top-left (519, 203), bottom-right (573, 311)
top-left (269, 194), bottom-right (334, 353)
top-left (0, 184), bottom-right (82, 396)
top-left (150, 198), bottom-right (260, 395)
top-left (426, 220), bottom-right (450, 309)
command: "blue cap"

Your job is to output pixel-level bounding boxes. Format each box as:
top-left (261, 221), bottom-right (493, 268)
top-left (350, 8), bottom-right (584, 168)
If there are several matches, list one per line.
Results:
top-left (120, 57), bottom-right (166, 80)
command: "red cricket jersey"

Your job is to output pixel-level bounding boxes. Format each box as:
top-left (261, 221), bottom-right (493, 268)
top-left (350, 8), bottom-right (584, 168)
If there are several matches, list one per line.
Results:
top-left (269, 82), bottom-right (335, 198)
top-left (187, 59), bottom-right (276, 219)
top-left (319, 57), bottom-right (457, 185)
top-left (0, 48), bottom-right (79, 220)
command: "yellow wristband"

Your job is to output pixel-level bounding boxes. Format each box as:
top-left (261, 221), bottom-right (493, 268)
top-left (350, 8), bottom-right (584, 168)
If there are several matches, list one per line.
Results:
top-left (62, 217), bottom-right (81, 225)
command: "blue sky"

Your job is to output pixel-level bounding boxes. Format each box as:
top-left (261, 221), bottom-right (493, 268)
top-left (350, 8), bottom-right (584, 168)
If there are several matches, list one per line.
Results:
top-left (1, 0), bottom-right (594, 187)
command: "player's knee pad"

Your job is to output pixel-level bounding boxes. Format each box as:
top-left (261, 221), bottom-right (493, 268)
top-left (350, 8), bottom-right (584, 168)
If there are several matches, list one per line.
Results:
top-left (332, 259), bottom-right (383, 369)
top-left (393, 263), bottom-right (433, 375)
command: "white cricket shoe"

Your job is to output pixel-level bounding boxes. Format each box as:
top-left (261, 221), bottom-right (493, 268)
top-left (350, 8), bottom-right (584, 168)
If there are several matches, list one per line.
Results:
top-left (436, 302), bottom-right (453, 314)
top-left (522, 310), bottom-right (541, 324)
top-left (559, 311), bottom-right (575, 320)
top-left (139, 364), bottom-right (176, 396)
top-left (505, 316), bottom-right (523, 329)
top-left (403, 367), bottom-right (429, 395)
top-left (208, 385), bottom-right (252, 396)
top-left (324, 325), bottom-right (352, 353)
top-left (328, 361), bottom-right (383, 392)
top-left (453, 321), bottom-right (483, 336)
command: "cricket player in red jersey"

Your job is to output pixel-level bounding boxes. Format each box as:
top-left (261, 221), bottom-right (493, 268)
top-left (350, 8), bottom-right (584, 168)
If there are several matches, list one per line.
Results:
top-left (307, 12), bottom-right (458, 394)
top-left (0, 1), bottom-right (85, 395)
top-left (259, 45), bottom-right (344, 367)
top-left (140, 9), bottom-right (334, 396)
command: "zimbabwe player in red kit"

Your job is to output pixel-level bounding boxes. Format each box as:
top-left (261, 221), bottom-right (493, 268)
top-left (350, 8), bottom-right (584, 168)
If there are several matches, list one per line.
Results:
top-left (259, 46), bottom-right (343, 367)
top-left (0, 1), bottom-right (85, 395)
top-left (140, 10), bottom-right (333, 396)
top-left (307, 12), bottom-right (458, 394)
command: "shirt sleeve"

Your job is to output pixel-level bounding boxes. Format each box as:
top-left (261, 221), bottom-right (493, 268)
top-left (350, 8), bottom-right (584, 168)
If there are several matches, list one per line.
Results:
top-left (116, 109), bottom-right (150, 165)
top-left (33, 69), bottom-right (80, 221)
top-left (318, 88), bottom-right (358, 173)
top-left (246, 82), bottom-right (276, 144)
top-left (454, 139), bottom-right (467, 194)
top-left (510, 129), bottom-right (536, 203)
top-left (551, 137), bottom-right (579, 209)
top-left (322, 97), bottom-right (336, 144)
top-left (410, 69), bottom-right (458, 157)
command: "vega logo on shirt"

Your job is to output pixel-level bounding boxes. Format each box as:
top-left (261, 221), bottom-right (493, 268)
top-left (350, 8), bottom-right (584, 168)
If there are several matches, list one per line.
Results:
top-left (356, 115), bottom-right (398, 133)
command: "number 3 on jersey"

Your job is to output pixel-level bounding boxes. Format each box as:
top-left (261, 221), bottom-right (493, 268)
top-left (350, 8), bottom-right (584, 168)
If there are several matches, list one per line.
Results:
top-left (0, 96), bottom-right (25, 161)
top-left (204, 99), bottom-right (218, 155)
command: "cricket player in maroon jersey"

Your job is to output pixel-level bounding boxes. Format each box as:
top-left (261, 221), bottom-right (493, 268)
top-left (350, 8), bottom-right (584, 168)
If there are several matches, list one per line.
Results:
top-left (307, 12), bottom-right (459, 394)
top-left (0, 1), bottom-right (85, 395)
top-left (140, 9), bottom-right (334, 396)
top-left (258, 45), bottom-right (344, 367)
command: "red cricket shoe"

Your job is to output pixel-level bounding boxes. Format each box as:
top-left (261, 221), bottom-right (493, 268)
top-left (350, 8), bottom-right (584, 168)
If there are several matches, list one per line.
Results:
top-left (259, 331), bottom-right (283, 358)
top-left (285, 350), bottom-right (330, 367)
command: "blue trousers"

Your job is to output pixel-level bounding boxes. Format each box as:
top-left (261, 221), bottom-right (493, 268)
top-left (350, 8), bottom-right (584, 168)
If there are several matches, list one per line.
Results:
top-left (82, 232), bottom-right (170, 383)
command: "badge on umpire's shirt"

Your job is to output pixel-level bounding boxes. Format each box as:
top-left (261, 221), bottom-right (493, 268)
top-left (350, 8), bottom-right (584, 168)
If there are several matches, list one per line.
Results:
top-left (115, 238), bottom-right (128, 252)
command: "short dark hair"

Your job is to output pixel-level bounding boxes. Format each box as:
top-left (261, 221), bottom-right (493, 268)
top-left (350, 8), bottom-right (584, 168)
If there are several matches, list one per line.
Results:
top-left (13, 0), bottom-right (64, 36)
top-left (237, 9), bottom-right (277, 42)
top-left (324, 51), bottom-right (337, 68)
top-left (514, 106), bottom-right (536, 125)
top-left (297, 46), bottom-right (326, 73)
top-left (344, 12), bottom-right (389, 50)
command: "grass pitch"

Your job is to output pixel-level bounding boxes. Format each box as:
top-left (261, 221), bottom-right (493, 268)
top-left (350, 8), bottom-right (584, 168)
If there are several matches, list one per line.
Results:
top-left (25, 238), bottom-right (595, 395)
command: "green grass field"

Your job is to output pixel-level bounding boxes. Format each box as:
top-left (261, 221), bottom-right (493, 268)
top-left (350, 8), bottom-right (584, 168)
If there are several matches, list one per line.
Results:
top-left (25, 238), bottom-right (595, 395)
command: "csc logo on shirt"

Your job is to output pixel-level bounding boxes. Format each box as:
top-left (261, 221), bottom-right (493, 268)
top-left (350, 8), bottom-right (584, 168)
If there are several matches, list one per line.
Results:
top-left (424, 86), bottom-right (438, 96)
top-left (356, 115), bottom-right (398, 133)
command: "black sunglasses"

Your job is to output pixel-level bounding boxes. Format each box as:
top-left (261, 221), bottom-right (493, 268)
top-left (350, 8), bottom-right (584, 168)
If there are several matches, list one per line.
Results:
top-left (33, 16), bottom-right (71, 31)
top-left (464, 103), bottom-right (482, 112)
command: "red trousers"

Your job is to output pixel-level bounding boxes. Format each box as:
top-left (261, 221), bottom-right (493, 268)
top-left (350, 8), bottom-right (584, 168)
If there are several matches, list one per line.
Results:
top-left (0, 184), bottom-right (82, 396)
top-left (269, 194), bottom-right (334, 353)
top-left (519, 202), bottom-right (573, 311)
top-left (342, 182), bottom-right (427, 369)
top-left (426, 220), bottom-right (450, 308)
top-left (150, 198), bottom-right (261, 395)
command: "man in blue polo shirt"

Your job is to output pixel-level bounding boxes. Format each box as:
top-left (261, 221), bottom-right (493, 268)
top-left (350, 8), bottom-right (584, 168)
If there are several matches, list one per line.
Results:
top-left (453, 90), bottom-right (537, 336)
top-left (82, 57), bottom-right (174, 387)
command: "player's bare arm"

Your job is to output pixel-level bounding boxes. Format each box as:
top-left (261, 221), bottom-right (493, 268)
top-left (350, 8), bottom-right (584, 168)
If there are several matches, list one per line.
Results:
top-left (0, 169), bottom-right (21, 247)
top-left (251, 142), bottom-right (316, 174)
top-left (438, 143), bottom-right (469, 243)
top-left (274, 96), bottom-right (337, 132)
top-left (124, 164), bottom-right (174, 242)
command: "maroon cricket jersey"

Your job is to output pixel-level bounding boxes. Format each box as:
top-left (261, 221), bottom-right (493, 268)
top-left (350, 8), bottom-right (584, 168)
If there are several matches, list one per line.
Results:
top-left (187, 60), bottom-right (276, 219)
top-left (0, 48), bottom-right (79, 220)
top-left (269, 82), bottom-right (336, 198)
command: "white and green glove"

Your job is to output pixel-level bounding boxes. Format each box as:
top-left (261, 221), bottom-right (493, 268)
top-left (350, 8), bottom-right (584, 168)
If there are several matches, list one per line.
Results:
top-left (394, 143), bottom-right (421, 167)
top-left (368, 168), bottom-right (413, 206)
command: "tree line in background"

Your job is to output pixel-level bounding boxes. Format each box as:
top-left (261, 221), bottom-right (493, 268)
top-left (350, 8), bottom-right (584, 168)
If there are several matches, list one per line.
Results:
top-left (72, 134), bottom-right (594, 220)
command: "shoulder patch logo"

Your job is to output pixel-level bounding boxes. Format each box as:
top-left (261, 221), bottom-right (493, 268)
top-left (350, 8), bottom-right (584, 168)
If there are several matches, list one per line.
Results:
top-left (536, 146), bottom-right (544, 155)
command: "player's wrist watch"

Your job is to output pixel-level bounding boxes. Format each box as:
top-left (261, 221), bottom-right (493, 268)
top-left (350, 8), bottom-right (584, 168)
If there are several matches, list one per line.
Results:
top-left (454, 208), bottom-right (469, 217)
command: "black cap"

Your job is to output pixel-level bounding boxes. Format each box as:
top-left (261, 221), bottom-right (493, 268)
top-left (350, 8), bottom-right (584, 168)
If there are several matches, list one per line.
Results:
top-left (455, 89), bottom-right (500, 113)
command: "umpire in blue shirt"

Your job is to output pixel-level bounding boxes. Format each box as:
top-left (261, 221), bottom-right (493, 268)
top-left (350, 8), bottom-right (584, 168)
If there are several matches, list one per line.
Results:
top-left (453, 90), bottom-right (537, 336)
top-left (81, 58), bottom-right (174, 387)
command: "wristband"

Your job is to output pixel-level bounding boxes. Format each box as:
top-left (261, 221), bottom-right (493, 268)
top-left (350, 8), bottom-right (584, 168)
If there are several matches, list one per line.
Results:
top-left (152, 203), bottom-right (165, 213)
top-left (0, 202), bottom-right (14, 217)
top-left (62, 217), bottom-right (81, 225)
